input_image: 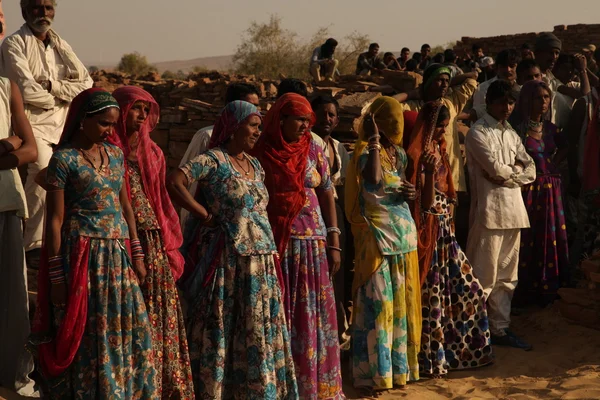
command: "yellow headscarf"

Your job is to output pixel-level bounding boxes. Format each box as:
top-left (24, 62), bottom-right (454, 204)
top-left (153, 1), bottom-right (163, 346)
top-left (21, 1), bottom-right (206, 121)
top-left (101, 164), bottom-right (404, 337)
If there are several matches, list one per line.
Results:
top-left (345, 96), bottom-right (405, 300)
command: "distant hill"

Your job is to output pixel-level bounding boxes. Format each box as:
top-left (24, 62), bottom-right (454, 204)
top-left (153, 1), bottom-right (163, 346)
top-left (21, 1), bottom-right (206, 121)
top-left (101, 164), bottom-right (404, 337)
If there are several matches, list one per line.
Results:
top-left (87, 55), bottom-right (234, 73)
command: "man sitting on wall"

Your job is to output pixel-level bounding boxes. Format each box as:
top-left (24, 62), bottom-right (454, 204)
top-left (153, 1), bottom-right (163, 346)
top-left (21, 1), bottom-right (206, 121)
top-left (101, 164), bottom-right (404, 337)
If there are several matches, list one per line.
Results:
top-left (310, 38), bottom-right (340, 83)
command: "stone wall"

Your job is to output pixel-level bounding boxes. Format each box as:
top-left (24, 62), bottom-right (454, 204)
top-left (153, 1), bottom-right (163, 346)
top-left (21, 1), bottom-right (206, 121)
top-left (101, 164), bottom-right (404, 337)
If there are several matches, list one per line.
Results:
top-left (454, 24), bottom-right (600, 56)
top-left (91, 70), bottom-right (421, 169)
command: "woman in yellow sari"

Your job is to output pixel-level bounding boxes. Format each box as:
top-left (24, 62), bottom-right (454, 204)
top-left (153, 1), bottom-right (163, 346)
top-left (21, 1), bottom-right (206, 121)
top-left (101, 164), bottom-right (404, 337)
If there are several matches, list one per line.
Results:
top-left (345, 96), bottom-right (421, 396)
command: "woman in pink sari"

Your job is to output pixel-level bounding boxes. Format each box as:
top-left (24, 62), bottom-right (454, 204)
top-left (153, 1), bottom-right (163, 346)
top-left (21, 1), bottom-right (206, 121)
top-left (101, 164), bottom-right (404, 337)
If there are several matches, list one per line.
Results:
top-left (108, 86), bottom-right (194, 399)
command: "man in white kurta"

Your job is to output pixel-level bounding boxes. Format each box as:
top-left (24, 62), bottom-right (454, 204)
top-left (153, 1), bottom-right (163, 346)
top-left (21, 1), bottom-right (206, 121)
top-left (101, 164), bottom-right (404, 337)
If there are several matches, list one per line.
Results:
top-left (465, 80), bottom-right (535, 350)
top-left (0, 1), bottom-right (92, 255)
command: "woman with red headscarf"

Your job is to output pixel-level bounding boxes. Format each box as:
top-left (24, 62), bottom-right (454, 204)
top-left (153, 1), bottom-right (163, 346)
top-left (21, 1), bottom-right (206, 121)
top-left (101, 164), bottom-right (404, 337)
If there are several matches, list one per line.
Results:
top-left (108, 86), bottom-right (193, 399)
top-left (168, 100), bottom-right (297, 399)
top-left (253, 93), bottom-right (344, 399)
top-left (406, 101), bottom-right (492, 379)
top-left (32, 88), bottom-right (157, 398)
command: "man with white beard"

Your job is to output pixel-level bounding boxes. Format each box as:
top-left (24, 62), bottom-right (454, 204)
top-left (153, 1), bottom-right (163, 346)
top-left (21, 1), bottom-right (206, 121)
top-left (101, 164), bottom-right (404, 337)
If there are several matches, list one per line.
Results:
top-left (1, 0), bottom-right (93, 262)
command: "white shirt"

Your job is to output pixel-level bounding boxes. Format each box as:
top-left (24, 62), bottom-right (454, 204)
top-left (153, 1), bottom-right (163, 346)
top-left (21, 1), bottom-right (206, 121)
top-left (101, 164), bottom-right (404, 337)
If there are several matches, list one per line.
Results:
top-left (321, 135), bottom-right (350, 200)
top-left (473, 76), bottom-right (497, 108)
top-left (0, 77), bottom-right (27, 218)
top-left (544, 71), bottom-right (579, 130)
top-left (0, 24), bottom-right (93, 144)
top-left (465, 113), bottom-right (535, 230)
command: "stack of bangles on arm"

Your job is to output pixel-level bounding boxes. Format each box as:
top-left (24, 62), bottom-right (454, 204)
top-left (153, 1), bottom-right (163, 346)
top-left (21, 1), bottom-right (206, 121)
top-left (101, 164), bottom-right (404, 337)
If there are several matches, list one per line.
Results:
top-left (368, 134), bottom-right (381, 153)
top-left (130, 239), bottom-right (145, 261)
top-left (326, 227), bottom-right (342, 252)
top-left (202, 213), bottom-right (213, 225)
top-left (48, 255), bottom-right (64, 285)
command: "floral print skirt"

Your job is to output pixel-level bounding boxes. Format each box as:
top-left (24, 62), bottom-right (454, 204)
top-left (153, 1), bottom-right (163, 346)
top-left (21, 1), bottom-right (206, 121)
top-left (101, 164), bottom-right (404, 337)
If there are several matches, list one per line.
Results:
top-left (352, 250), bottom-right (421, 389)
top-left (186, 245), bottom-right (297, 399)
top-left (282, 238), bottom-right (345, 399)
top-left (46, 237), bottom-right (157, 399)
top-left (419, 195), bottom-right (493, 376)
top-left (139, 229), bottom-right (194, 399)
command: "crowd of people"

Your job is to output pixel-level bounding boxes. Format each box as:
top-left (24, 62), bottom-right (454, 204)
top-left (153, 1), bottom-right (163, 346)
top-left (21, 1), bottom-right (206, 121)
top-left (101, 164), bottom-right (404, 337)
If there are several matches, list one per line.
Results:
top-left (1, 1), bottom-right (600, 399)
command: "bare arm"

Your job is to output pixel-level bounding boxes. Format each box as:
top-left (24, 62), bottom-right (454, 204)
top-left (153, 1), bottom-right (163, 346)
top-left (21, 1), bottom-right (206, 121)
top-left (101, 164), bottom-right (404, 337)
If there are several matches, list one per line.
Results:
top-left (317, 188), bottom-right (340, 246)
top-left (566, 98), bottom-right (587, 187)
top-left (167, 169), bottom-right (210, 220)
top-left (120, 183), bottom-right (139, 241)
top-left (0, 81), bottom-right (37, 170)
top-left (421, 171), bottom-right (435, 210)
top-left (45, 189), bottom-right (65, 259)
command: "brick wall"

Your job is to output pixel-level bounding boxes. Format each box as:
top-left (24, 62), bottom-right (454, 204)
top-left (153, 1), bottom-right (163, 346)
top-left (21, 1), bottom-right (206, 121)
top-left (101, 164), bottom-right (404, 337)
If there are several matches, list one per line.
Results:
top-left (454, 24), bottom-right (600, 56)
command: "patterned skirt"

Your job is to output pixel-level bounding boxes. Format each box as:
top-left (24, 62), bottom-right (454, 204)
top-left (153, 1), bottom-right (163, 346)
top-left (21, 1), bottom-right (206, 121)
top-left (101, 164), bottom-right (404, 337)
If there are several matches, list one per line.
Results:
top-left (46, 237), bottom-right (157, 399)
top-left (352, 250), bottom-right (421, 389)
top-left (518, 176), bottom-right (569, 304)
top-left (419, 195), bottom-right (493, 376)
top-left (139, 229), bottom-right (194, 399)
top-left (282, 238), bottom-right (345, 399)
top-left (186, 244), bottom-right (297, 399)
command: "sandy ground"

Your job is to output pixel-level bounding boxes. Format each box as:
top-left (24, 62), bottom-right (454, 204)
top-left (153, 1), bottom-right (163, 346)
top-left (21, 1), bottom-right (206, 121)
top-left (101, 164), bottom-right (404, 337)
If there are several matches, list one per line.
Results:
top-left (2, 289), bottom-right (599, 399)
top-left (343, 305), bottom-right (600, 400)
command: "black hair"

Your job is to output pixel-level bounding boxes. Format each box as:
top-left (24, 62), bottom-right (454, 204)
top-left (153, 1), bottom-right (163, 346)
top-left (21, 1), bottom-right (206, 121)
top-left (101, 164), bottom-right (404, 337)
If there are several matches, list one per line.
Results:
top-left (225, 83), bottom-right (260, 103)
top-left (486, 79), bottom-right (517, 104)
top-left (310, 94), bottom-right (339, 114)
top-left (433, 53), bottom-right (445, 64)
top-left (384, 52), bottom-right (394, 59)
top-left (495, 49), bottom-right (520, 67)
top-left (277, 78), bottom-right (308, 98)
top-left (595, 48), bottom-right (600, 61)
top-left (322, 38), bottom-right (338, 59)
top-left (325, 38), bottom-right (338, 47)
top-left (516, 59), bottom-right (540, 76)
top-left (401, 47), bottom-right (410, 53)
top-left (472, 43), bottom-right (483, 52)
top-left (521, 43), bottom-right (531, 50)
top-left (437, 105), bottom-right (451, 124)
top-left (369, 43), bottom-right (379, 51)
top-left (406, 59), bottom-right (418, 71)
top-left (444, 49), bottom-right (457, 63)
top-left (412, 52), bottom-right (423, 63)
top-left (421, 44), bottom-right (431, 50)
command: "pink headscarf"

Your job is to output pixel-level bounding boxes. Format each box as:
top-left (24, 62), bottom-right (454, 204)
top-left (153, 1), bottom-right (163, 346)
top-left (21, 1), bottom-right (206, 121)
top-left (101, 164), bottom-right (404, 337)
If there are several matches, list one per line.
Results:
top-left (108, 86), bottom-right (185, 280)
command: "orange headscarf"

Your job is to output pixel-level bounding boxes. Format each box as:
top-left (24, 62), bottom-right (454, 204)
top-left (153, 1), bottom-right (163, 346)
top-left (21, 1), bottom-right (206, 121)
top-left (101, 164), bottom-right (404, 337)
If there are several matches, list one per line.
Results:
top-left (406, 101), bottom-right (456, 286)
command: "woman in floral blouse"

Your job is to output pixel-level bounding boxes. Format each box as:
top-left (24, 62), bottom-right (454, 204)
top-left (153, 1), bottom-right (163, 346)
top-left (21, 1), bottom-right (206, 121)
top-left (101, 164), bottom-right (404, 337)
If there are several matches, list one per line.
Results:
top-left (109, 86), bottom-right (194, 399)
top-left (168, 101), bottom-right (297, 399)
top-left (33, 88), bottom-right (157, 399)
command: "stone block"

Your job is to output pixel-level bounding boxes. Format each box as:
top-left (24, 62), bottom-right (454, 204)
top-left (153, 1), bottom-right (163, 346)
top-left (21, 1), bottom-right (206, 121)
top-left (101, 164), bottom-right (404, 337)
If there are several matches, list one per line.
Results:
top-left (150, 129), bottom-right (169, 149)
top-left (337, 92), bottom-right (382, 116)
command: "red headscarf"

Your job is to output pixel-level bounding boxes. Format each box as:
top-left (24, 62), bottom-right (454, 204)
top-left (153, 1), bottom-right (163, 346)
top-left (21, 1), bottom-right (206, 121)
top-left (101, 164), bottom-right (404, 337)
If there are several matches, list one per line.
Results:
top-left (252, 93), bottom-right (316, 258)
top-left (107, 86), bottom-right (185, 280)
top-left (406, 101), bottom-right (456, 286)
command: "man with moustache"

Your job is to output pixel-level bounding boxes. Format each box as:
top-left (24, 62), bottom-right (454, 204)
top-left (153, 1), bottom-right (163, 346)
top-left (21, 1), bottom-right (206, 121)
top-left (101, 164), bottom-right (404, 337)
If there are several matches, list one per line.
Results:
top-left (0, 0), bottom-right (93, 263)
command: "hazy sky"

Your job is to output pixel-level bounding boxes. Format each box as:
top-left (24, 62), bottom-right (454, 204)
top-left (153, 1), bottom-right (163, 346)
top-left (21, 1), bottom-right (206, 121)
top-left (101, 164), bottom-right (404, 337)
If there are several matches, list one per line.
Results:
top-left (2, 0), bottom-right (598, 66)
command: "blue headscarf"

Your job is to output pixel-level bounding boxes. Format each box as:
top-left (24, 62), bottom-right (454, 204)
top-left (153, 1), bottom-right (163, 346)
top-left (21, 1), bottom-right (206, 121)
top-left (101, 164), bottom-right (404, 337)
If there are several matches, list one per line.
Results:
top-left (208, 100), bottom-right (261, 149)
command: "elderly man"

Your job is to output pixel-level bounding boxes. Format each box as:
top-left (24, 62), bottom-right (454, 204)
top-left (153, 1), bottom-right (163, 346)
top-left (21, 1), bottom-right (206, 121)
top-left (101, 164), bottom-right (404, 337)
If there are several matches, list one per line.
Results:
top-left (1, 0), bottom-right (93, 261)
top-left (465, 80), bottom-right (535, 350)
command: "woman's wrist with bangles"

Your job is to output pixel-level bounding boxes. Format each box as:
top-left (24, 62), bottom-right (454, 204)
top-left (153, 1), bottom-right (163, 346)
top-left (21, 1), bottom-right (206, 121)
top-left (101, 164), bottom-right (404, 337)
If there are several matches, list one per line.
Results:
top-left (201, 213), bottom-right (213, 225)
top-left (327, 245), bottom-right (342, 253)
top-left (326, 226), bottom-right (341, 235)
top-left (48, 255), bottom-right (65, 285)
top-left (367, 143), bottom-right (381, 153)
top-left (130, 239), bottom-right (145, 261)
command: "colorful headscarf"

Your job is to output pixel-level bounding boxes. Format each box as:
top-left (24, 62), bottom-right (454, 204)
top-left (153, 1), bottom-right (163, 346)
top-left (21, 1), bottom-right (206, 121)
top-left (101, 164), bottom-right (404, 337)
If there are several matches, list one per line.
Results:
top-left (422, 63), bottom-right (452, 93)
top-left (406, 101), bottom-right (456, 286)
top-left (33, 88), bottom-right (119, 378)
top-left (58, 88), bottom-right (119, 146)
top-left (252, 93), bottom-right (315, 260)
top-left (345, 96), bottom-right (405, 297)
top-left (209, 100), bottom-right (262, 149)
top-left (107, 86), bottom-right (185, 281)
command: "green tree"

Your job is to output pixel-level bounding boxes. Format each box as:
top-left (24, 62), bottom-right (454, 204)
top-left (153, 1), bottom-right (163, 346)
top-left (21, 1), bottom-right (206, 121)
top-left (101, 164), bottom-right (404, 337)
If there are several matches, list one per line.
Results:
top-left (117, 52), bottom-right (156, 76)
top-left (191, 65), bottom-right (208, 74)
